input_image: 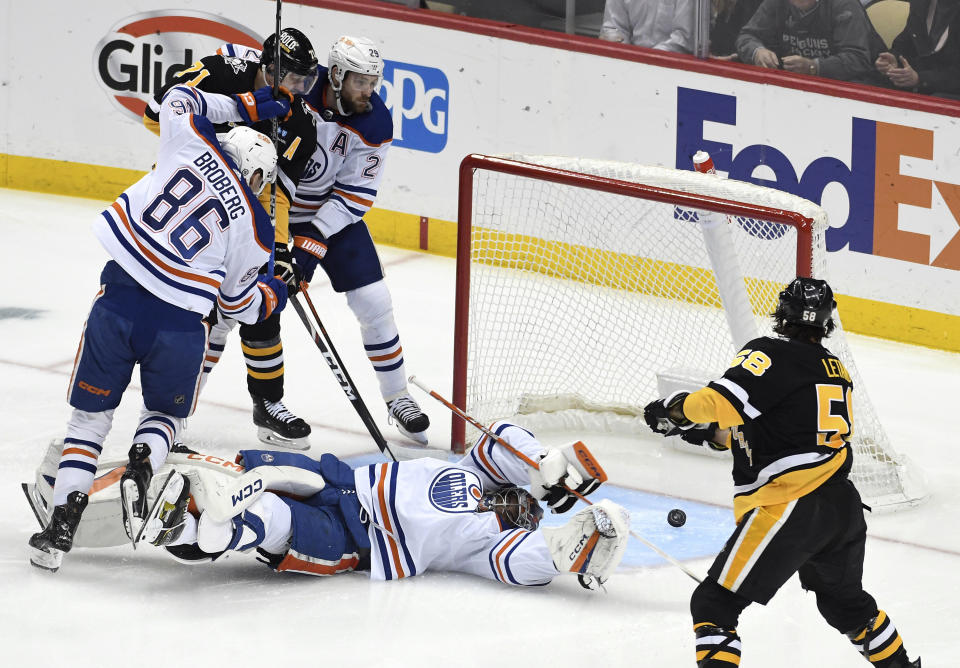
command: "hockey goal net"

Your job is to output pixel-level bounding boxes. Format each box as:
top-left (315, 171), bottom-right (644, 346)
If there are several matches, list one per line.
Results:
top-left (452, 153), bottom-right (925, 511)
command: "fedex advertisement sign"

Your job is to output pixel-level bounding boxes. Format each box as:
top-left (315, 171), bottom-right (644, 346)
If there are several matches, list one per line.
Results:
top-left (676, 87), bottom-right (960, 271)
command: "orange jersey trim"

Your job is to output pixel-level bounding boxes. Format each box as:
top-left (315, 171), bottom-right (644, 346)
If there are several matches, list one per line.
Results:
top-left (111, 201), bottom-right (221, 289)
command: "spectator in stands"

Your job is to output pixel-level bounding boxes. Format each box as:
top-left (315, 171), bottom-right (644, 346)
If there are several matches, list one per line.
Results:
top-left (710, 0), bottom-right (764, 58)
top-left (599, 0), bottom-right (695, 52)
top-left (874, 0), bottom-right (960, 97)
top-left (735, 0), bottom-right (875, 81)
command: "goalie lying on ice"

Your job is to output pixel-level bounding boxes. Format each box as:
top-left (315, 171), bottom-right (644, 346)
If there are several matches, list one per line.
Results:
top-left (24, 423), bottom-right (628, 588)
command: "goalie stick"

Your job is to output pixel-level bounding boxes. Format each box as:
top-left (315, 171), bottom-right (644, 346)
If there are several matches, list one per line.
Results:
top-left (290, 286), bottom-right (397, 461)
top-left (409, 375), bottom-right (704, 584)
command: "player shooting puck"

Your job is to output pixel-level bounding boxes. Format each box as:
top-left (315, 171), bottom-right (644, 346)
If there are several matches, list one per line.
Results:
top-left (667, 508), bottom-right (686, 527)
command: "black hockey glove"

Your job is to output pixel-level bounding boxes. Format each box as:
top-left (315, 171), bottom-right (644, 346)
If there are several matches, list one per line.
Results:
top-left (679, 423), bottom-right (729, 451)
top-left (274, 243), bottom-right (300, 294)
top-left (540, 476), bottom-right (603, 514)
top-left (643, 391), bottom-right (693, 436)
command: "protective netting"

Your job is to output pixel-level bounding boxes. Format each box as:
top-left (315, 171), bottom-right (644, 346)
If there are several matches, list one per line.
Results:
top-left (458, 155), bottom-right (925, 510)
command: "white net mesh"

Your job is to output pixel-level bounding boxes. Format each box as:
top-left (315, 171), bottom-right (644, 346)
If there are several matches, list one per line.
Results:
top-left (458, 154), bottom-right (925, 510)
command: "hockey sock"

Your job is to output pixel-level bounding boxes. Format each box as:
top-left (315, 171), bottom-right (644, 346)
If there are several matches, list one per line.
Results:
top-left (694, 623), bottom-right (742, 666)
top-left (133, 409), bottom-right (178, 473)
top-left (240, 313), bottom-right (284, 402)
top-left (847, 610), bottom-right (910, 666)
top-left (347, 281), bottom-right (406, 399)
top-left (53, 408), bottom-right (114, 505)
top-left (199, 317), bottom-right (236, 394)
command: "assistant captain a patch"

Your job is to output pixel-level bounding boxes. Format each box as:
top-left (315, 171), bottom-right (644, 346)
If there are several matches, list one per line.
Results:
top-left (428, 468), bottom-right (482, 513)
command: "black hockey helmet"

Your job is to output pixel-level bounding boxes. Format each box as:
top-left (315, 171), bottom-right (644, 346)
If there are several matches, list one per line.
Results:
top-left (261, 28), bottom-right (319, 77)
top-left (774, 277), bottom-right (836, 333)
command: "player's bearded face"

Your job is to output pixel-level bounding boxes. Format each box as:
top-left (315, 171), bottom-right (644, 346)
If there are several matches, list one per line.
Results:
top-left (340, 72), bottom-right (379, 113)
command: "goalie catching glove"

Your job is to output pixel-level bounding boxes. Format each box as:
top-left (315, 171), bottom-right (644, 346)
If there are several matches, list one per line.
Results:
top-left (529, 441), bottom-right (607, 513)
top-left (542, 499), bottom-right (630, 590)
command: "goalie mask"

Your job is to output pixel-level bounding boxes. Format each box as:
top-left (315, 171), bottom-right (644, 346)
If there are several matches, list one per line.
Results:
top-left (327, 35), bottom-right (384, 115)
top-left (476, 486), bottom-right (543, 531)
top-left (218, 126), bottom-right (278, 196)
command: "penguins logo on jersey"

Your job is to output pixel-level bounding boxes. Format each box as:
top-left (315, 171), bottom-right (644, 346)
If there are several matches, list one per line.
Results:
top-left (224, 56), bottom-right (250, 74)
top-left (428, 468), bottom-right (482, 513)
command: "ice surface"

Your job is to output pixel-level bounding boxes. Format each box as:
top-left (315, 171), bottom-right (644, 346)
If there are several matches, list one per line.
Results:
top-left (1, 189), bottom-right (957, 666)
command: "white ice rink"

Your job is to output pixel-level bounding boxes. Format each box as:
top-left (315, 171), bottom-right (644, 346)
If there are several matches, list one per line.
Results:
top-left (2, 189), bottom-right (958, 666)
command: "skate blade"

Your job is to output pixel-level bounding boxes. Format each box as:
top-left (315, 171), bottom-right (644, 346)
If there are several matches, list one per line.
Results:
top-left (396, 424), bottom-right (429, 446)
top-left (256, 427), bottom-right (311, 451)
top-left (135, 471), bottom-right (179, 546)
top-left (29, 545), bottom-right (63, 572)
top-left (390, 443), bottom-right (450, 462)
top-left (121, 479), bottom-right (143, 548)
top-left (22, 482), bottom-right (47, 529)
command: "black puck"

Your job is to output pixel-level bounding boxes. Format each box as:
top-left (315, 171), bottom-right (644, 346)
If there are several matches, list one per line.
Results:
top-left (667, 508), bottom-right (687, 527)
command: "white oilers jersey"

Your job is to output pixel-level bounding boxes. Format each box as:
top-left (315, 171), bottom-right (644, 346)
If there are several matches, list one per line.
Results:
top-left (354, 422), bottom-right (560, 586)
top-left (95, 85), bottom-right (274, 324)
top-left (293, 69), bottom-right (393, 237)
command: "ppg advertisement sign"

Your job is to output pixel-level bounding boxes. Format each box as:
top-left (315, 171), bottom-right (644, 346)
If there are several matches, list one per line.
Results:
top-left (379, 60), bottom-right (450, 154)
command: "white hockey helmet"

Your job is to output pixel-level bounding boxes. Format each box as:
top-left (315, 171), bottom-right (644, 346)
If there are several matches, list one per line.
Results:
top-left (328, 35), bottom-right (384, 94)
top-left (218, 126), bottom-right (278, 196)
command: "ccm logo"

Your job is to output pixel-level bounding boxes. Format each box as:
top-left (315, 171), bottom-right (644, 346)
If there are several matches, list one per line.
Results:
top-left (232, 477), bottom-right (263, 506)
top-left (185, 453), bottom-right (245, 472)
top-left (568, 533), bottom-right (590, 561)
top-left (78, 380), bottom-right (111, 396)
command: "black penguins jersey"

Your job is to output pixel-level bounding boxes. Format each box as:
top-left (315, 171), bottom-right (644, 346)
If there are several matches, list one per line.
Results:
top-left (143, 54), bottom-right (316, 216)
top-left (694, 336), bottom-right (854, 521)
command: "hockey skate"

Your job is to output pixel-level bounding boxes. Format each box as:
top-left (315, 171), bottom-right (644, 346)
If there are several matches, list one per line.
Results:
top-left (139, 471), bottom-right (191, 547)
top-left (121, 443), bottom-right (154, 545)
top-left (386, 393), bottom-right (430, 445)
top-left (252, 396), bottom-right (311, 450)
top-left (28, 490), bottom-right (88, 572)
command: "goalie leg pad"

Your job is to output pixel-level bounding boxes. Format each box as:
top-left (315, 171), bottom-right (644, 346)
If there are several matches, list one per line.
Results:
top-left (541, 499), bottom-right (630, 585)
top-left (197, 492), bottom-right (292, 554)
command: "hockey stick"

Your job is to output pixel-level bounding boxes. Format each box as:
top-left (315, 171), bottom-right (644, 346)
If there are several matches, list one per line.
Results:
top-left (289, 286), bottom-right (397, 462)
top-left (408, 376), bottom-right (704, 584)
top-left (266, 0), bottom-right (282, 276)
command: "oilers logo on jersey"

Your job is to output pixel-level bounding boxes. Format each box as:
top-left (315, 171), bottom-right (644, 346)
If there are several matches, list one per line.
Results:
top-left (428, 468), bottom-right (482, 513)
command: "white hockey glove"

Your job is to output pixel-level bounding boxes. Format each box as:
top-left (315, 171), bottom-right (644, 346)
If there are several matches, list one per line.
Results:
top-left (542, 499), bottom-right (630, 590)
top-left (529, 441), bottom-right (607, 514)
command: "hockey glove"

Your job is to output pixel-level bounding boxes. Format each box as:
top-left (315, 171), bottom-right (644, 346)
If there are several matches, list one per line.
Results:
top-left (643, 391), bottom-right (694, 436)
top-left (291, 226), bottom-right (328, 285)
top-left (234, 85), bottom-right (293, 124)
top-left (257, 275), bottom-right (289, 321)
top-left (679, 422), bottom-right (730, 451)
top-left (530, 441), bottom-right (607, 514)
top-left (274, 244), bottom-right (300, 294)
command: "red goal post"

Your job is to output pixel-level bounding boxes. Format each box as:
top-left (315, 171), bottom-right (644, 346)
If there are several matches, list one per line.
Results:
top-left (452, 153), bottom-right (925, 511)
